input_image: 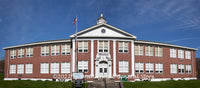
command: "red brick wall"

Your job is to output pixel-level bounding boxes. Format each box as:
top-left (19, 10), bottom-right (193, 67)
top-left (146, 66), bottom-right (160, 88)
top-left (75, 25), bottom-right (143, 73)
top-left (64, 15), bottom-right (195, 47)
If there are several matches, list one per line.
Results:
top-left (116, 41), bottom-right (132, 75)
top-left (5, 44), bottom-right (71, 79)
top-left (135, 45), bottom-right (196, 78)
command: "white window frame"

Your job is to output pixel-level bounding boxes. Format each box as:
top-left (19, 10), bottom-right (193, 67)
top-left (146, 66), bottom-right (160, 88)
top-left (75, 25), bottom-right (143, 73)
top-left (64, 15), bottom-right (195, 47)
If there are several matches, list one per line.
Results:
top-left (98, 41), bottom-right (109, 53)
top-left (10, 49), bottom-right (16, 59)
top-left (51, 63), bottom-right (59, 74)
top-left (155, 46), bottom-right (163, 57)
top-left (178, 64), bottom-right (184, 74)
top-left (185, 51), bottom-right (191, 59)
top-left (10, 64), bottom-right (16, 74)
top-left (78, 61), bottom-right (88, 73)
top-left (145, 45), bottom-right (153, 56)
top-left (61, 62), bottom-right (70, 73)
top-left (18, 48), bottom-right (24, 58)
top-left (118, 42), bottom-right (128, 53)
top-left (17, 64), bottom-right (24, 74)
top-left (170, 64), bottom-right (177, 74)
top-left (186, 64), bottom-right (191, 74)
top-left (51, 44), bottom-right (60, 56)
top-left (40, 63), bottom-right (49, 74)
top-left (145, 63), bottom-right (154, 74)
top-left (25, 64), bottom-right (33, 74)
top-left (178, 49), bottom-right (184, 59)
top-left (78, 41), bottom-right (88, 53)
top-left (155, 63), bottom-right (163, 74)
top-left (135, 44), bottom-right (144, 56)
top-left (170, 48), bottom-right (177, 58)
top-left (26, 47), bottom-right (33, 57)
top-left (135, 62), bottom-right (144, 73)
top-left (61, 44), bottom-right (70, 55)
top-left (119, 61), bottom-right (129, 73)
top-left (41, 45), bottom-right (49, 56)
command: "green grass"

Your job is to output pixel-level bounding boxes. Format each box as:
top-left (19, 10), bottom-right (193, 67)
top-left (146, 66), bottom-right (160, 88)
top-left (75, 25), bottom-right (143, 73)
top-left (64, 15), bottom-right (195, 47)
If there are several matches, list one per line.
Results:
top-left (1, 73), bottom-right (199, 88)
top-left (0, 73), bottom-right (88, 88)
top-left (123, 80), bottom-right (200, 88)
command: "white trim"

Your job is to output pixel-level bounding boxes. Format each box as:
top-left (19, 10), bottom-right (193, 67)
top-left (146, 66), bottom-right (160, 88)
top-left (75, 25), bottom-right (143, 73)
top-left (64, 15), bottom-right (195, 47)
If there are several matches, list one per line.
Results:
top-left (72, 39), bottom-right (75, 72)
top-left (135, 40), bottom-right (197, 50)
top-left (3, 40), bottom-right (70, 50)
top-left (113, 40), bottom-right (116, 76)
top-left (91, 40), bottom-right (94, 76)
top-left (131, 40), bottom-right (135, 76)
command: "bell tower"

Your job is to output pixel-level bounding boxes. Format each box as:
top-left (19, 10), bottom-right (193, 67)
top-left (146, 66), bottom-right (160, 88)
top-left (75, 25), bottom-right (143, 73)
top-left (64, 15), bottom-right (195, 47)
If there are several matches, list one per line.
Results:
top-left (97, 13), bottom-right (107, 24)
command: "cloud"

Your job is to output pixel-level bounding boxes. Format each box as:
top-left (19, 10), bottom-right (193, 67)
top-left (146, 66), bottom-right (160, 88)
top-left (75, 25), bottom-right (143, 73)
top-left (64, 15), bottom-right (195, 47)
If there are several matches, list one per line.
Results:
top-left (166, 37), bottom-right (200, 43)
top-left (0, 18), bottom-right (2, 22)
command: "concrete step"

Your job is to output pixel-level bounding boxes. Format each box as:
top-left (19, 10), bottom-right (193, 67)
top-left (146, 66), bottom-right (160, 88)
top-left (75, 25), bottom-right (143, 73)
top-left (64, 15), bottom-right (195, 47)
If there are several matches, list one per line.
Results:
top-left (88, 78), bottom-right (122, 88)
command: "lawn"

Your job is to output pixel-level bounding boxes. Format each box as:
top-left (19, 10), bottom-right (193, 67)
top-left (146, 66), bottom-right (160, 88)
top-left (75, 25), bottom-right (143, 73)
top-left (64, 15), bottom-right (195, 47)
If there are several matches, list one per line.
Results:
top-left (1, 73), bottom-right (200, 88)
top-left (0, 73), bottom-right (88, 88)
top-left (123, 80), bottom-right (200, 88)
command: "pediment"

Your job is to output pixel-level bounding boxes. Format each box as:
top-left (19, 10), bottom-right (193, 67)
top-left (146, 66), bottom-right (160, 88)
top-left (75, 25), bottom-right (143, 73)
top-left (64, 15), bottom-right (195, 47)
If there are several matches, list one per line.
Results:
top-left (70, 23), bottom-right (136, 39)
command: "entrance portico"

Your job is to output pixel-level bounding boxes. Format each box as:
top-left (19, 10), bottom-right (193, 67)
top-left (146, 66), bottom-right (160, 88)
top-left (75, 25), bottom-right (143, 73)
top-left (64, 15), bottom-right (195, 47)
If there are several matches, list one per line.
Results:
top-left (95, 52), bottom-right (112, 78)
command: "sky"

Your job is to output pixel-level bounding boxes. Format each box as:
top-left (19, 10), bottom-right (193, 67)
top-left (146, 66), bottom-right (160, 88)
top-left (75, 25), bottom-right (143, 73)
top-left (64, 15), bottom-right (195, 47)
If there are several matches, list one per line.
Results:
top-left (0, 0), bottom-right (200, 60)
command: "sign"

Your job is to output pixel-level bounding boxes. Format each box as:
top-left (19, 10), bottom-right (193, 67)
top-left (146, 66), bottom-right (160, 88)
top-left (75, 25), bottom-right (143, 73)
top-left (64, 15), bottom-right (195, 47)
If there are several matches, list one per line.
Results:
top-left (73, 73), bottom-right (84, 79)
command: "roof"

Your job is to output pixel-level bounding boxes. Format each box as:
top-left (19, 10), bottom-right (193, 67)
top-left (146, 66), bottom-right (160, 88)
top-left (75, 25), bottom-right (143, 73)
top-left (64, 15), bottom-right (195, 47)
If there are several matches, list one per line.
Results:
top-left (3, 39), bottom-right (70, 50)
top-left (135, 40), bottom-right (197, 50)
top-left (70, 23), bottom-right (137, 39)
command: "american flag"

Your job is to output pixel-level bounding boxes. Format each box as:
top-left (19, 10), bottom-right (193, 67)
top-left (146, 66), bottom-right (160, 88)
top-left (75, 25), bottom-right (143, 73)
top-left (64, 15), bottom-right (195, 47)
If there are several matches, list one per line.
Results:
top-left (73, 17), bottom-right (77, 25)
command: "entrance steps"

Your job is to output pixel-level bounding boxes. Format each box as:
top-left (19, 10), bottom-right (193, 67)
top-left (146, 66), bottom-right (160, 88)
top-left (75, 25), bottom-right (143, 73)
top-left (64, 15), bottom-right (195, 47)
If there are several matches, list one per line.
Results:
top-left (88, 78), bottom-right (123, 88)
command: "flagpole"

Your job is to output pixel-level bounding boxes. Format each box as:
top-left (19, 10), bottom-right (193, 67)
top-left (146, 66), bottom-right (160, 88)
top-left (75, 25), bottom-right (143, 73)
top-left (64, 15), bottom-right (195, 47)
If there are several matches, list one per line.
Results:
top-left (75, 14), bottom-right (78, 73)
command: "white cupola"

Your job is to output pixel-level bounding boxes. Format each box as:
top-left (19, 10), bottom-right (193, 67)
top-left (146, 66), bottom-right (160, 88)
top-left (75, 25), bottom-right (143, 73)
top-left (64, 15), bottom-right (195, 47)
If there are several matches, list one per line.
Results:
top-left (97, 13), bottom-right (107, 24)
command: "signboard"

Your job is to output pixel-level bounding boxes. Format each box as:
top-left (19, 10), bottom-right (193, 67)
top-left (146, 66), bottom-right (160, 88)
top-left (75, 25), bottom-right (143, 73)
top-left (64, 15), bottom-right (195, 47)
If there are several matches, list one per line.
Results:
top-left (73, 73), bottom-right (84, 79)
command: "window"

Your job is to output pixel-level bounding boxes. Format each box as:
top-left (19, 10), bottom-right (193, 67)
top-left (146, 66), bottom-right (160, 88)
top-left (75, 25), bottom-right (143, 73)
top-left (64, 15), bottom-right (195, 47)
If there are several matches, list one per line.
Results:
top-left (155, 63), bottom-right (163, 73)
top-left (155, 46), bottom-right (163, 57)
top-left (178, 64), bottom-right (184, 74)
top-left (78, 41), bottom-right (88, 53)
top-left (119, 42), bottom-right (128, 53)
top-left (10, 49), bottom-right (16, 59)
top-left (61, 44), bottom-right (70, 55)
top-left (17, 64), bottom-right (24, 74)
top-left (78, 61), bottom-right (88, 73)
top-left (51, 63), bottom-right (59, 73)
top-left (145, 45), bottom-right (153, 56)
top-left (51, 44), bottom-right (60, 56)
top-left (10, 64), bottom-right (16, 74)
top-left (135, 63), bottom-right (144, 73)
top-left (135, 44), bottom-right (143, 55)
top-left (25, 64), bottom-right (33, 74)
top-left (40, 63), bottom-right (49, 74)
top-left (178, 49), bottom-right (184, 59)
top-left (18, 48), bottom-right (24, 58)
top-left (185, 51), bottom-right (191, 59)
top-left (170, 48), bottom-right (177, 58)
top-left (186, 65), bottom-right (191, 74)
top-left (41, 45), bottom-right (49, 56)
top-left (61, 62), bottom-right (70, 73)
top-left (146, 63), bottom-right (154, 74)
top-left (98, 41), bottom-right (108, 52)
top-left (170, 64), bottom-right (177, 74)
top-left (26, 47), bottom-right (33, 57)
top-left (119, 61), bottom-right (129, 73)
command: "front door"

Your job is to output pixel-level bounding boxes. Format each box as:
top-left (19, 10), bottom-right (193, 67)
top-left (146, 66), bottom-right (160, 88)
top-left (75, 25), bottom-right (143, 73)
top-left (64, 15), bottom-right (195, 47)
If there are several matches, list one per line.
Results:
top-left (99, 61), bottom-right (108, 78)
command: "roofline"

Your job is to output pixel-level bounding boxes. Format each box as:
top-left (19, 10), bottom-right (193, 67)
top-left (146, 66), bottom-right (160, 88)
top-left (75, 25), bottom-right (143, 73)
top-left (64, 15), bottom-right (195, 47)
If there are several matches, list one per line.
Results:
top-left (70, 23), bottom-right (137, 38)
top-left (3, 39), bottom-right (71, 50)
top-left (135, 40), bottom-right (198, 51)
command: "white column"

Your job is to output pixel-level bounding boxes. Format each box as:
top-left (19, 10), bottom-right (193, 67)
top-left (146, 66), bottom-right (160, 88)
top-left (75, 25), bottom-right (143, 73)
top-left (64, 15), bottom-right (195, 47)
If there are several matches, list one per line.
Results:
top-left (113, 40), bottom-right (116, 76)
top-left (91, 40), bottom-right (94, 76)
top-left (131, 40), bottom-right (135, 76)
top-left (72, 39), bottom-right (75, 72)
